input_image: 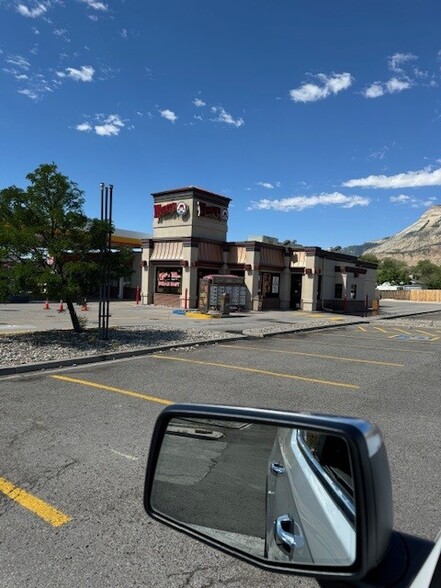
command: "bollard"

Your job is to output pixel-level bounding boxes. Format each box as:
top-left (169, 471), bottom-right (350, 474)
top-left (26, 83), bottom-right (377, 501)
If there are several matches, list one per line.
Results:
top-left (43, 299), bottom-right (50, 310)
top-left (57, 299), bottom-right (65, 313)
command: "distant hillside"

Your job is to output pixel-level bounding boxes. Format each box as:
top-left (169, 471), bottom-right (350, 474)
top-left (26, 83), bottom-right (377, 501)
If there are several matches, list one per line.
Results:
top-left (341, 206), bottom-right (441, 264)
top-left (341, 239), bottom-right (388, 257)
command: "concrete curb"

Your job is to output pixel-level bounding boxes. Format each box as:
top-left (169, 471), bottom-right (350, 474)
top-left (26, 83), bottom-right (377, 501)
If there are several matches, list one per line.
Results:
top-left (1, 309), bottom-right (439, 377)
top-left (0, 334), bottom-right (247, 377)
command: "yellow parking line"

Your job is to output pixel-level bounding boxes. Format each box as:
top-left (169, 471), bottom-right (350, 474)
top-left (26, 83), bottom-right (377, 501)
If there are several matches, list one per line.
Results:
top-left (152, 355), bottom-right (359, 390)
top-left (218, 344), bottom-right (403, 367)
top-left (295, 333), bottom-right (437, 352)
top-left (391, 328), bottom-right (412, 335)
top-left (52, 375), bottom-right (172, 405)
top-left (357, 326), bottom-right (367, 332)
top-left (373, 327), bottom-right (389, 333)
top-left (415, 329), bottom-right (438, 337)
top-left (0, 476), bottom-right (71, 527)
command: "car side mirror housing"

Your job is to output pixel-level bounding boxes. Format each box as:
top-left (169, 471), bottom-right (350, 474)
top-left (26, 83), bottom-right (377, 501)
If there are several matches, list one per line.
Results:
top-left (144, 404), bottom-right (393, 583)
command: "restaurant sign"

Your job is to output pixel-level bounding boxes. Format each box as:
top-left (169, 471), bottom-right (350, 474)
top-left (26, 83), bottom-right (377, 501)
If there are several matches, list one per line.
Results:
top-left (197, 201), bottom-right (228, 221)
top-left (154, 201), bottom-right (189, 219)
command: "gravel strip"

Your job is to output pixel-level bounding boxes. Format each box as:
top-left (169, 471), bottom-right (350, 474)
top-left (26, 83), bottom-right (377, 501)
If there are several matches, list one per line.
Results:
top-left (1, 316), bottom-right (438, 371)
top-left (0, 325), bottom-right (240, 369)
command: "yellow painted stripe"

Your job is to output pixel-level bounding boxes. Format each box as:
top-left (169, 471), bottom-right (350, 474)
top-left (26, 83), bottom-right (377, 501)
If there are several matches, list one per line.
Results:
top-left (52, 375), bottom-right (172, 405)
top-left (0, 477), bottom-right (71, 527)
top-left (152, 355), bottom-right (359, 390)
top-left (373, 327), bottom-right (389, 333)
top-left (391, 328), bottom-right (412, 335)
top-left (415, 329), bottom-right (438, 337)
top-left (218, 344), bottom-right (403, 367)
top-left (357, 326), bottom-right (367, 332)
top-left (288, 333), bottom-right (437, 353)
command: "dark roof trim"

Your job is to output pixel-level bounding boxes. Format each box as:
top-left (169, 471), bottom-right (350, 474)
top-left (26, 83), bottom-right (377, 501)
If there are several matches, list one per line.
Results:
top-left (151, 186), bottom-right (231, 205)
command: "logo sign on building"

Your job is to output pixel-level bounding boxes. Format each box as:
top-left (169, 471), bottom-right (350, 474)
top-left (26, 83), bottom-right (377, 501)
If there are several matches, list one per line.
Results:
top-left (154, 202), bottom-right (189, 220)
top-left (176, 201), bottom-right (188, 216)
top-left (197, 201), bottom-right (228, 222)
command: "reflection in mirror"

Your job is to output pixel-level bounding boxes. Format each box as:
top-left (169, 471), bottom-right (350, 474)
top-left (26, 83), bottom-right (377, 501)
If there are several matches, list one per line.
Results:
top-left (151, 418), bottom-right (356, 566)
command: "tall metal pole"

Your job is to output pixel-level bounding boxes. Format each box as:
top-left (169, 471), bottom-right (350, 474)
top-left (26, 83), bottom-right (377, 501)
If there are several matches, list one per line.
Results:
top-left (99, 182), bottom-right (113, 339)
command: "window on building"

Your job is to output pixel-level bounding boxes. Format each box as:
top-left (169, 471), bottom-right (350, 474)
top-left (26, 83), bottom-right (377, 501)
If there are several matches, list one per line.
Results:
top-left (261, 273), bottom-right (280, 298)
top-left (156, 267), bottom-right (182, 294)
top-left (335, 283), bottom-right (343, 299)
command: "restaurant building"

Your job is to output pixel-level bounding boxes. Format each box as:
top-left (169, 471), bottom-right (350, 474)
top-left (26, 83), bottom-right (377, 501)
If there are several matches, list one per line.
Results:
top-left (140, 186), bottom-right (377, 312)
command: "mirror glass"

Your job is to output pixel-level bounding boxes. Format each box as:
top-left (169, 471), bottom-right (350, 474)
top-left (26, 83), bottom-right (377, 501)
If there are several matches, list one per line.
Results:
top-left (150, 418), bottom-right (356, 566)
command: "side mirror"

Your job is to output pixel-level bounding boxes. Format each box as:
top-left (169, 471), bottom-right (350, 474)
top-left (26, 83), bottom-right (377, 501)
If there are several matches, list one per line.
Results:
top-left (144, 404), bottom-right (393, 583)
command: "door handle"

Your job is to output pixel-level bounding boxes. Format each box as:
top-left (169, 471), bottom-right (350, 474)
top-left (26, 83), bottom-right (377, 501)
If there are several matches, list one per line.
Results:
top-left (274, 515), bottom-right (305, 556)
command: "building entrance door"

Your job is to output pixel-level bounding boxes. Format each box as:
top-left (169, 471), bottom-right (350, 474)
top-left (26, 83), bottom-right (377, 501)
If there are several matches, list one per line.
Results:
top-left (290, 274), bottom-right (302, 310)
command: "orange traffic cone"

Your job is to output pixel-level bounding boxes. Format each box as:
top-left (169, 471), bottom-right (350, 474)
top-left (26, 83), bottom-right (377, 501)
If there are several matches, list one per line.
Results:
top-left (57, 299), bottom-right (65, 313)
top-left (43, 299), bottom-right (50, 310)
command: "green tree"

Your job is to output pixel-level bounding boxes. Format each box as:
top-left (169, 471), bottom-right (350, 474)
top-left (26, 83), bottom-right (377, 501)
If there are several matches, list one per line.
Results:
top-left (359, 253), bottom-right (379, 264)
top-left (0, 163), bottom-right (134, 332)
top-left (410, 259), bottom-right (441, 289)
top-left (376, 258), bottom-right (410, 286)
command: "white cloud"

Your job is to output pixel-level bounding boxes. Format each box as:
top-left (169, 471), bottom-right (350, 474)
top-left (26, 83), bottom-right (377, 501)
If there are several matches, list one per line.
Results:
top-left (57, 65), bottom-right (95, 81)
top-left (75, 114), bottom-right (126, 136)
top-left (390, 194), bottom-right (438, 208)
top-left (76, 122), bottom-right (92, 132)
top-left (193, 98), bottom-right (206, 107)
top-left (364, 77), bottom-right (412, 98)
top-left (160, 109), bottom-right (178, 123)
top-left (80, 0), bottom-right (108, 10)
top-left (211, 106), bottom-right (244, 127)
top-left (248, 192), bottom-right (370, 212)
top-left (289, 72), bottom-right (352, 103)
top-left (256, 182), bottom-right (274, 189)
top-left (343, 167), bottom-right (441, 189)
top-left (364, 82), bottom-right (384, 99)
top-left (389, 52), bottom-right (417, 73)
top-left (6, 55), bottom-right (31, 70)
top-left (18, 88), bottom-right (41, 100)
top-left (386, 77), bottom-right (412, 93)
top-left (95, 114), bottom-right (124, 136)
top-left (119, 28), bottom-right (128, 38)
top-left (16, 2), bottom-right (48, 18)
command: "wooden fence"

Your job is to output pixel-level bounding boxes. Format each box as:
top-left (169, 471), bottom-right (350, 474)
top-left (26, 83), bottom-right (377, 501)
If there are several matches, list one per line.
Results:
top-left (377, 289), bottom-right (441, 302)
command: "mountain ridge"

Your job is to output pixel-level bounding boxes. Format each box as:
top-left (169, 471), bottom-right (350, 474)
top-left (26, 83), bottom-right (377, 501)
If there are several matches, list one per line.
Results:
top-left (341, 205), bottom-right (441, 264)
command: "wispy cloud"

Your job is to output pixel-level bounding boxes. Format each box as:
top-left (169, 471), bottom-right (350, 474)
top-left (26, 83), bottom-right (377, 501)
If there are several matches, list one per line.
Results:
top-left (211, 106), bottom-right (244, 127)
top-left (362, 52), bottom-right (426, 99)
top-left (75, 114), bottom-right (126, 136)
top-left (160, 109), bottom-right (178, 123)
top-left (343, 167), bottom-right (441, 189)
top-left (80, 0), bottom-right (108, 10)
top-left (256, 182), bottom-right (275, 189)
top-left (193, 98), bottom-right (206, 107)
top-left (289, 72), bottom-right (353, 103)
top-left (16, 2), bottom-right (49, 18)
top-left (119, 28), bottom-right (128, 38)
top-left (248, 192), bottom-right (370, 212)
top-left (57, 65), bottom-right (95, 82)
top-left (390, 194), bottom-right (438, 208)
top-left (389, 52), bottom-right (417, 73)
top-left (6, 55), bottom-right (31, 70)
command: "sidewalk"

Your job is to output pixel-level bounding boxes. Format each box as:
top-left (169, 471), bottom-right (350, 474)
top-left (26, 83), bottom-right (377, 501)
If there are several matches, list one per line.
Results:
top-left (1, 299), bottom-right (441, 376)
top-left (1, 299), bottom-right (441, 336)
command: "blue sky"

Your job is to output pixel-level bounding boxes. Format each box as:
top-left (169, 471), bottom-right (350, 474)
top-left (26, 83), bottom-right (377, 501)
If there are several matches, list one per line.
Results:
top-left (1, 0), bottom-right (440, 248)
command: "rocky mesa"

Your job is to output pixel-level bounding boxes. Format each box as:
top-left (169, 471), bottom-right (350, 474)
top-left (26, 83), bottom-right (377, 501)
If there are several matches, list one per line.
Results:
top-left (350, 205), bottom-right (441, 264)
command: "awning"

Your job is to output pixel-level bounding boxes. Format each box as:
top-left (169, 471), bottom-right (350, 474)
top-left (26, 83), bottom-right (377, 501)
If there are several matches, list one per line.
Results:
top-left (260, 247), bottom-right (284, 269)
top-left (228, 246), bottom-right (246, 265)
top-left (198, 241), bottom-right (223, 263)
top-left (150, 241), bottom-right (183, 261)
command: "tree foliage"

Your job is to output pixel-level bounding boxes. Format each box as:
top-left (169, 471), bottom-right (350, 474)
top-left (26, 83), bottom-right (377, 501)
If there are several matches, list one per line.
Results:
top-left (0, 163), bottom-right (134, 331)
top-left (376, 257), bottom-right (410, 286)
top-left (410, 259), bottom-right (441, 289)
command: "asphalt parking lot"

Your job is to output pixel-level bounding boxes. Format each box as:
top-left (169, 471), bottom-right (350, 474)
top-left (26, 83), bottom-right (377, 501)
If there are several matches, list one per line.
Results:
top-left (1, 319), bottom-right (440, 587)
